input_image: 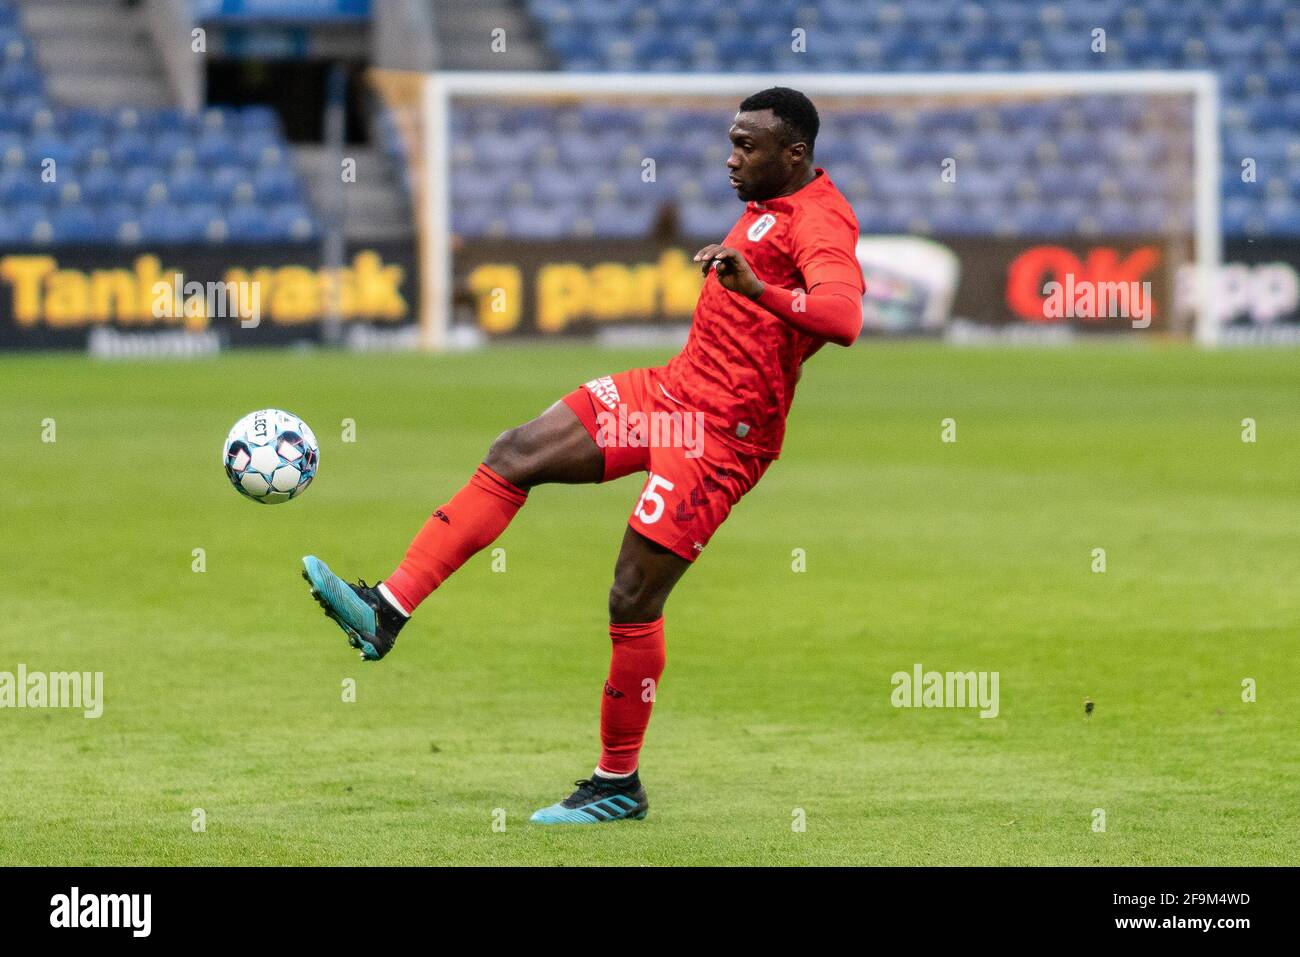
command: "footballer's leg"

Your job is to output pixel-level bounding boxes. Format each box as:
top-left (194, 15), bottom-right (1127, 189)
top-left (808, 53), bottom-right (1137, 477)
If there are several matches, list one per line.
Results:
top-left (530, 526), bottom-right (690, 824)
top-left (303, 399), bottom-right (602, 659)
top-left (531, 384), bottom-right (774, 823)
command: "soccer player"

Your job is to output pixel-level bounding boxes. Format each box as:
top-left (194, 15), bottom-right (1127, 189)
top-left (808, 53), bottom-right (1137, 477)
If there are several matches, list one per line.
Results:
top-left (303, 87), bottom-right (864, 824)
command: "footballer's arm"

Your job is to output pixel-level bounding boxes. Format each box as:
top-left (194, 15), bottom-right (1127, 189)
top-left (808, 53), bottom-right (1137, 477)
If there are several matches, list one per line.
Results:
top-left (692, 243), bottom-right (863, 346)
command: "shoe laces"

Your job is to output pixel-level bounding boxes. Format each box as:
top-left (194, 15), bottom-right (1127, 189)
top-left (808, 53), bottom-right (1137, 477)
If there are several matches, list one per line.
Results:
top-left (570, 778), bottom-right (606, 800)
top-left (348, 579), bottom-right (384, 618)
top-left (572, 776), bottom-right (633, 798)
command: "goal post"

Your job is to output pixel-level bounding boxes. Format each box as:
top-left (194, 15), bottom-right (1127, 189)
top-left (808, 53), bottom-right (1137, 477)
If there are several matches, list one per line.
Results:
top-left (405, 70), bottom-right (1221, 350)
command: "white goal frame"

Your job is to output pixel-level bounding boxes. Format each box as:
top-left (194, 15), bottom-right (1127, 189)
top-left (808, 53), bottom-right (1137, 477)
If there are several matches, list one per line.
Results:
top-left (417, 71), bottom-right (1221, 350)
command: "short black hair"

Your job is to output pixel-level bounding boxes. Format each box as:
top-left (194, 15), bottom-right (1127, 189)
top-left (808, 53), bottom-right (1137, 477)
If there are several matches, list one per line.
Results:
top-left (738, 87), bottom-right (819, 155)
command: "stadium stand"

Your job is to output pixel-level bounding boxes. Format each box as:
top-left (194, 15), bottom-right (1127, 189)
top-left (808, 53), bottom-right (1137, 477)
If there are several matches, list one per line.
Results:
top-left (447, 96), bottom-right (1196, 240)
top-left (3, 0), bottom-right (1297, 244)
top-left (438, 0), bottom-right (1299, 239)
top-left (0, 0), bottom-right (317, 245)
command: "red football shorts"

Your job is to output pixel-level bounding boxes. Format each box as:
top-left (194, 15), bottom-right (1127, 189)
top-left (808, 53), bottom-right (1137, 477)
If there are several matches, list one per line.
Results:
top-left (561, 366), bottom-right (771, 562)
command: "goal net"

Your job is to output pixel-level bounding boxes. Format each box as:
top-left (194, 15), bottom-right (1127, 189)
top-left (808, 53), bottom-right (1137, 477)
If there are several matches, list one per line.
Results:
top-left (375, 71), bottom-right (1220, 349)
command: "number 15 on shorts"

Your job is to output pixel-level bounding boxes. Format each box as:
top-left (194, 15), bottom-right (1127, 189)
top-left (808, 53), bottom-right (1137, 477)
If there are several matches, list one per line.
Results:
top-left (634, 473), bottom-right (675, 525)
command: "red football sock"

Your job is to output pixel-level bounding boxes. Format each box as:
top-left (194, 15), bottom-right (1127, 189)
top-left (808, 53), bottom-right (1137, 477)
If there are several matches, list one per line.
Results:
top-left (383, 463), bottom-right (528, 613)
top-left (598, 617), bottom-right (666, 776)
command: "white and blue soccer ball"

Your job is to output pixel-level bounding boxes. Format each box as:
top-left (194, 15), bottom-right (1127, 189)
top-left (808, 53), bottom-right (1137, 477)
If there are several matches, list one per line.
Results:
top-left (222, 408), bottom-right (319, 504)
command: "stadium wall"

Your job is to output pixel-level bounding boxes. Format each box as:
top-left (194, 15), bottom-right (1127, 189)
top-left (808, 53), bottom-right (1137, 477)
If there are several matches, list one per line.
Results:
top-left (451, 234), bottom-right (1187, 341)
top-left (0, 239), bottom-right (419, 353)
top-left (452, 235), bottom-right (1300, 345)
top-left (8, 235), bottom-right (1298, 351)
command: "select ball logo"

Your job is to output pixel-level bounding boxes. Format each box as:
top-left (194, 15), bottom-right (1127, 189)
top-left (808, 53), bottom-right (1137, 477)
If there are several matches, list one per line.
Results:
top-left (223, 408), bottom-right (319, 504)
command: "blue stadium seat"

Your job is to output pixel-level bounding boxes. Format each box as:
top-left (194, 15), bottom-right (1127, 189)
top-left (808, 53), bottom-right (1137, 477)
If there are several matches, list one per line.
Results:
top-left (7, 200), bottom-right (44, 236)
top-left (209, 165), bottom-right (253, 204)
top-left (252, 166), bottom-right (301, 204)
top-left (26, 131), bottom-right (76, 167)
top-left (184, 203), bottom-right (224, 240)
top-left (453, 166), bottom-right (514, 205)
top-left (121, 165), bottom-right (167, 204)
top-left (168, 168), bottom-right (217, 205)
top-left (532, 164), bottom-right (592, 203)
top-left (150, 130), bottom-right (200, 166)
top-left (1264, 203), bottom-right (1300, 235)
top-left (98, 201), bottom-right (136, 238)
top-left (150, 107), bottom-right (199, 134)
top-left (227, 203), bottom-right (279, 241)
top-left (50, 203), bottom-right (109, 243)
top-left (0, 60), bottom-right (41, 96)
top-left (138, 203), bottom-right (196, 243)
top-left (452, 202), bottom-right (499, 236)
top-left (238, 136), bottom-right (284, 168)
top-left (195, 131), bottom-right (237, 167)
top-left (507, 202), bottom-right (575, 238)
top-left (269, 203), bottom-right (317, 240)
top-left (583, 200), bottom-right (657, 237)
top-left (109, 132), bottom-right (153, 167)
top-left (0, 167), bottom-right (37, 202)
top-left (678, 200), bottom-right (737, 237)
top-left (77, 165), bottom-right (119, 205)
top-left (5, 92), bottom-right (43, 126)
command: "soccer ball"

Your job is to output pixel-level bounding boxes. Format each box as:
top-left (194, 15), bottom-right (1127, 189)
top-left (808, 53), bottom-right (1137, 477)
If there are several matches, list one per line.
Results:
top-left (222, 409), bottom-right (319, 504)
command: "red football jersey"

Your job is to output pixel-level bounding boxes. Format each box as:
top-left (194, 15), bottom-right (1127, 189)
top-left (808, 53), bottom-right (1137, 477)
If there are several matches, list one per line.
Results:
top-left (662, 168), bottom-right (863, 459)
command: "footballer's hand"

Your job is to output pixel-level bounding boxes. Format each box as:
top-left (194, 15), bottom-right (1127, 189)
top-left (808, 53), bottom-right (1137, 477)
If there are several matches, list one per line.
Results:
top-left (693, 244), bottom-right (763, 300)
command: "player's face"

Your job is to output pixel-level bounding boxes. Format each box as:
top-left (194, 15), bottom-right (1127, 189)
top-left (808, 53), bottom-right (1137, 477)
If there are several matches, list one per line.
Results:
top-left (726, 110), bottom-right (805, 202)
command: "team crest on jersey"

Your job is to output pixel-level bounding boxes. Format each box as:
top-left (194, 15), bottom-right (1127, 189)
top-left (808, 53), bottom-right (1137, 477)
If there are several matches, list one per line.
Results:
top-left (584, 375), bottom-right (620, 410)
top-left (747, 213), bottom-right (777, 241)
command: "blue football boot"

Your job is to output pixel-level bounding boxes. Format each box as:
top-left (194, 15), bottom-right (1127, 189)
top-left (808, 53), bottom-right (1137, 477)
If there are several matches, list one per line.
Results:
top-left (530, 772), bottom-right (649, 824)
top-left (302, 555), bottom-right (406, 661)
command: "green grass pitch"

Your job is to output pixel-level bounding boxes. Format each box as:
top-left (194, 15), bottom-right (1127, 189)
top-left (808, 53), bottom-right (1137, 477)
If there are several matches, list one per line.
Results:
top-left (1, 341), bottom-right (1297, 865)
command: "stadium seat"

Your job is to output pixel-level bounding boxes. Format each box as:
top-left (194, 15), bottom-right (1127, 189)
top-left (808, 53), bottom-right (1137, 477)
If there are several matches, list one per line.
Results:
top-left (504, 0), bottom-right (1300, 238)
top-left (168, 168), bottom-right (217, 205)
top-left (227, 204), bottom-right (279, 242)
top-left (269, 203), bottom-right (318, 241)
top-left (0, 4), bottom-right (316, 250)
top-left (507, 203), bottom-right (576, 238)
top-left (0, 167), bottom-right (42, 203)
top-left (108, 132), bottom-right (153, 167)
top-left (0, 0), bottom-right (1294, 244)
top-left (252, 166), bottom-right (302, 205)
top-left (50, 203), bottom-right (108, 243)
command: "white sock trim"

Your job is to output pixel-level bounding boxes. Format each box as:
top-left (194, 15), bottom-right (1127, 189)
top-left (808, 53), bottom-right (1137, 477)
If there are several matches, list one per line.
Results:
top-left (593, 766), bottom-right (635, 780)
top-left (377, 582), bottom-right (410, 618)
